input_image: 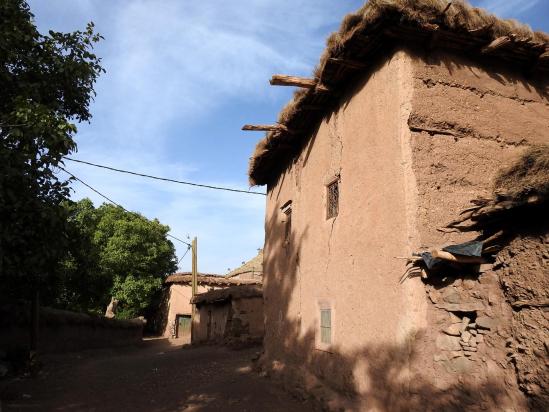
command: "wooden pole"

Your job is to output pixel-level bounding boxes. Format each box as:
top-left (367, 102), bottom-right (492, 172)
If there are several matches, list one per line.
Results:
top-left (242, 124), bottom-right (288, 132)
top-left (191, 237), bottom-right (197, 343)
top-left (270, 75), bottom-right (329, 92)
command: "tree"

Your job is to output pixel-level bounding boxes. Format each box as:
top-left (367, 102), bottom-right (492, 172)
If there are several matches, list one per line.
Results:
top-left (52, 200), bottom-right (177, 318)
top-left (0, 0), bottom-right (104, 299)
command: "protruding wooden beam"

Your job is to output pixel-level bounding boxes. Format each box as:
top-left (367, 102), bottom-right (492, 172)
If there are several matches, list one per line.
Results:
top-left (328, 58), bottom-right (367, 70)
top-left (481, 36), bottom-right (512, 54)
top-left (270, 75), bottom-right (329, 92)
top-left (242, 124), bottom-right (288, 132)
top-left (538, 50), bottom-right (549, 62)
top-left (468, 23), bottom-right (494, 36)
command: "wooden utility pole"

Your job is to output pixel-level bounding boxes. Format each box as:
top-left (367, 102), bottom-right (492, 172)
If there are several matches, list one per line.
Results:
top-left (190, 237), bottom-right (197, 343)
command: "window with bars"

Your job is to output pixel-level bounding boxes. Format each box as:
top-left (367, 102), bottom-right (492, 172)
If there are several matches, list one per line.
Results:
top-left (320, 308), bottom-right (332, 345)
top-left (326, 179), bottom-right (339, 219)
top-left (282, 202), bottom-right (292, 245)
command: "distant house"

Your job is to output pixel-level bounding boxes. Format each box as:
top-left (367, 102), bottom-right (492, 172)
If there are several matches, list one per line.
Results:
top-left (159, 273), bottom-right (258, 339)
top-left (226, 249), bottom-right (263, 282)
top-left (247, 0), bottom-right (549, 410)
top-left (191, 284), bottom-right (263, 345)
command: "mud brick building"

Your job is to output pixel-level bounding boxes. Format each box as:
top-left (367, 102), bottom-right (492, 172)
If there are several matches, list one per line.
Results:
top-left (191, 285), bottom-right (264, 345)
top-left (246, 0), bottom-right (549, 410)
top-left (158, 273), bottom-right (259, 339)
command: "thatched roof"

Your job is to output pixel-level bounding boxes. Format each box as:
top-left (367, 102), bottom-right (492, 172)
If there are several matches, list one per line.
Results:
top-left (165, 272), bottom-right (260, 287)
top-left (191, 285), bottom-right (263, 305)
top-left (226, 249), bottom-right (263, 278)
top-left (248, 0), bottom-right (549, 186)
top-left (494, 145), bottom-right (549, 202)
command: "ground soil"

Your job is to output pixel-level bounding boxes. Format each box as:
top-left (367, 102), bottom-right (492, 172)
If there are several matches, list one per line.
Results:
top-left (0, 339), bottom-right (314, 412)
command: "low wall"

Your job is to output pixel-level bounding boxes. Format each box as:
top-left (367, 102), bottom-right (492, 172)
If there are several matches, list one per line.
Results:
top-left (0, 304), bottom-right (144, 354)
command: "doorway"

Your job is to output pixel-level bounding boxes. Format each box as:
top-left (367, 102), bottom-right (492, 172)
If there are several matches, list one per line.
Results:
top-left (175, 314), bottom-right (191, 338)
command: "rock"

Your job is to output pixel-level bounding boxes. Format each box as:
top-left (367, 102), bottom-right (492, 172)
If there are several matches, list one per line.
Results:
top-left (464, 351), bottom-right (473, 357)
top-left (470, 339), bottom-right (477, 348)
top-left (435, 302), bottom-right (484, 312)
top-left (463, 279), bottom-right (476, 290)
top-left (428, 289), bottom-right (440, 304)
top-left (450, 351), bottom-right (463, 359)
top-left (469, 328), bottom-right (478, 336)
top-left (463, 346), bottom-right (478, 352)
top-left (477, 316), bottom-right (498, 330)
top-left (443, 324), bottom-right (462, 336)
top-left (477, 335), bottom-right (484, 344)
top-left (462, 331), bottom-right (472, 343)
top-left (443, 290), bottom-right (462, 304)
top-left (449, 312), bottom-right (462, 324)
top-left (436, 334), bottom-right (462, 352)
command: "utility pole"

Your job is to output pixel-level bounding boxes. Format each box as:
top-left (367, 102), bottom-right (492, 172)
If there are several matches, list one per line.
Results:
top-left (191, 237), bottom-right (197, 343)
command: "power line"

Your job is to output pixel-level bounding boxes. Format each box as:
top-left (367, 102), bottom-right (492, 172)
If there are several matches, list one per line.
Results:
top-left (177, 244), bottom-right (191, 265)
top-left (59, 166), bottom-right (192, 247)
top-left (64, 157), bottom-right (266, 196)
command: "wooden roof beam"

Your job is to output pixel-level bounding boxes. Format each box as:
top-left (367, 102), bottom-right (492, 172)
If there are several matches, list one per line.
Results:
top-left (328, 58), bottom-right (368, 70)
top-left (270, 75), bottom-right (329, 92)
top-left (242, 124), bottom-right (288, 132)
top-left (481, 36), bottom-right (512, 54)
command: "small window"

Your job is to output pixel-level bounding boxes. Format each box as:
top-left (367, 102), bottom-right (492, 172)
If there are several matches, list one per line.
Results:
top-left (326, 180), bottom-right (339, 219)
top-left (320, 308), bottom-right (331, 344)
top-left (281, 201), bottom-right (292, 245)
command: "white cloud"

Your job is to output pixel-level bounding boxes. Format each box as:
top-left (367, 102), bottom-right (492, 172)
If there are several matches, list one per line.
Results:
top-left (29, 0), bottom-right (355, 273)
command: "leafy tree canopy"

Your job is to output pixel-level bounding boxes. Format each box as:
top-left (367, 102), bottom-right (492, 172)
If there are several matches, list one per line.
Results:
top-left (51, 200), bottom-right (178, 319)
top-left (0, 0), bottom-right (104, 293)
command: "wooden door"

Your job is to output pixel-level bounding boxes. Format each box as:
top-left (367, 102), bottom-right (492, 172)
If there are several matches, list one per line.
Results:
top-left (176, 314), bottom-right (191, 338)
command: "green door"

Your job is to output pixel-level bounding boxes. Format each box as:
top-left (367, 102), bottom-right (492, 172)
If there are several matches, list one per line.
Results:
top-left (176, 314), bottom-right (191, 338)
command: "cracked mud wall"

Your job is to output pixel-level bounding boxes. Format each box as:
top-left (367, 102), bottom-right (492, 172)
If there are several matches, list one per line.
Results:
top-left (408, 50), bottom-right (549, 411)
top-left (262, 51), bottom-right (428, 402)
top-left (261, 47), bottom-right (548, 410)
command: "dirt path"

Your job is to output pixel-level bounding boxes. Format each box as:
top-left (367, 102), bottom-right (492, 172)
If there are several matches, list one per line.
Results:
top-left (0, 340), bottom-right (313, 412)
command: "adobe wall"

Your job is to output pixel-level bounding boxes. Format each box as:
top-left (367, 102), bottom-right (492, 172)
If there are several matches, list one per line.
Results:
top-left (407, 50), bottom-right (549, 411)
top-left (262, 47), bottom-right (549, 411)
top-left (193, 303), bottom-right (230, 343)
top-left (227, 297), bottom-right (264, 345)
top-left (193, 297), bottom-right (264, 345)
top-left (0, 305), bottom-right (143, 355)
top-left (262, 50), bottom-right (428, 405)
top-left (162, 284), bottom-right (211, 337)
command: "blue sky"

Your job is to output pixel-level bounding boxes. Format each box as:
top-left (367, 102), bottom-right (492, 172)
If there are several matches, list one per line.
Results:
top-left (27, 0), bottom-right (548, 274)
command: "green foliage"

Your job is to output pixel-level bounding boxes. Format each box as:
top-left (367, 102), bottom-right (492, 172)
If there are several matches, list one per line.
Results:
top-left (52, 200), bottom-right (177, 318)
top-left (0, 0), bottom-right (104, 295)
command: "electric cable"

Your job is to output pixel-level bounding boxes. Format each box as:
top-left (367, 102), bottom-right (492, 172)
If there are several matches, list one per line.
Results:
top-left (59, 166), bottom-right (192, 247)
top-left (64, 157), bottom-right (266, 196)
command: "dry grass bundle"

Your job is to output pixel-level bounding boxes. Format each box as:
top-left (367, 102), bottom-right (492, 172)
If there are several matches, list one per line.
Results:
top-left (494, 145), bottom-right (549, 201)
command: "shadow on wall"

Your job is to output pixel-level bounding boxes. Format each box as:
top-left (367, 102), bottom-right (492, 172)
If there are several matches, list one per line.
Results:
top-left (260, 197), bottom-right (513, 412)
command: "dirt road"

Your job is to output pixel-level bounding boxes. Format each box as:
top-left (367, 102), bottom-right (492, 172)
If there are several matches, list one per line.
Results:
top-left (0, 340), bottom-right (313, 412)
